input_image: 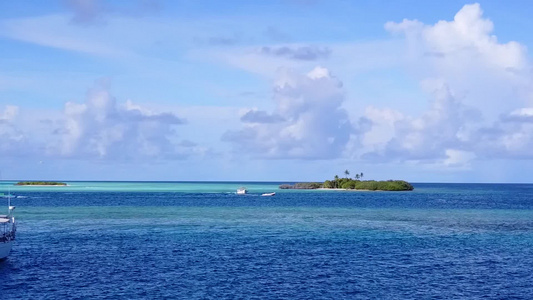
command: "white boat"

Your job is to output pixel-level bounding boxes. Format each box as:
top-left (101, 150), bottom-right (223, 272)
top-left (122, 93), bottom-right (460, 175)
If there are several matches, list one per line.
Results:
top-left (236, 187), bottom-right (247, 195)
top-left (261, 192), bottom-right (276, 197)
top-left (0, 194), bottom-right (16, 260)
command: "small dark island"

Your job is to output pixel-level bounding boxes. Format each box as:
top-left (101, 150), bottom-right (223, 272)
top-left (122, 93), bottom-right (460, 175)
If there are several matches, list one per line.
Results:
top-left (280, 171), bottom-right (414, 191)
top-left (16, 181), bottom-right (67, 186)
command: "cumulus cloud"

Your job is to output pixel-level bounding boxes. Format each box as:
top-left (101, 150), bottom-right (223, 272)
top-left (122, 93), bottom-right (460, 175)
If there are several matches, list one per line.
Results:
top-left (385, 3), bottom-right (527, 72)
top-left (240, 110), bottom-right (285, 124)
top-left (501, 108), bottom-right (533, 123)
top-left (363, 83), bottom-right (479, 163)
top-left (360, 3), bottom-right (533, 166)
top-left (223, 67), bottom-right (354, 159)
top-left (470, 107), bottom-right (533, 159)
top-left (442, 149), bottom-right (476, 168)
top-left (0, 84), bottom-right (209, 164)
top-left (0, 105), bottom-right (30, 157)
top-left (49, 80), bottom-right (201, 160)
top-left (258, 45), bottom-right (331, 61)
top-left (384, 3), bottom-right (531, 121)
top-left (0, 105), bottom-right (18, 121)
top-left (364, 99), bottom-right (533, 163)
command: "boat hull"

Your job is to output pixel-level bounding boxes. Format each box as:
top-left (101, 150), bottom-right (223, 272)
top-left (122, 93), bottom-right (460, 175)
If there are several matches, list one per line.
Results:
top-left (261, 192), bottom-right (276, 196)
top-left (0, 241), bottom-right (12, 260)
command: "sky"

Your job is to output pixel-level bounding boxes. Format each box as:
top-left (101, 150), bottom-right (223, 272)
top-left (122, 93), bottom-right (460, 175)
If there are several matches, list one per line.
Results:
top-left (1, 0), bottom-right (533, 183)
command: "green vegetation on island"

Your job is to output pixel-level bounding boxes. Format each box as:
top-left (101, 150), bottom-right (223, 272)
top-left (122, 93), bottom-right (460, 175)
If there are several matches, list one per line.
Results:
top-left (279, 182), bottom-right (323, 189)
top-left (280, 170), bottom-right (414, 191)
top-left (15, 181), bottom-right (67, 186)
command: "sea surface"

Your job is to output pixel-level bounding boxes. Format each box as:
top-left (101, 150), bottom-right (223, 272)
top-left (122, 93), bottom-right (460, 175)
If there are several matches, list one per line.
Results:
top-left (1, 182), bottom-right (532, 299)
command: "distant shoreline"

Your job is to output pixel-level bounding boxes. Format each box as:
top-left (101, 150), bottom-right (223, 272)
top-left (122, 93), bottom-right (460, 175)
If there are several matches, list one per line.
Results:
top-left (15, 181), bottom-right (67, 186)
top-left (16, 184), bottom-right (69, 187)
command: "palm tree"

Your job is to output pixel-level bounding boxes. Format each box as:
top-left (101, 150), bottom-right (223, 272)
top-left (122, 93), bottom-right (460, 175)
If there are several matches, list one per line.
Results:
top-left (334, 175), bottom-right (339, 188)
top-left (355, 174), bottom-right (360, 180)
top-left (360, 172), bottom-right (364, 180)
top-left (344, 169), bottom-right (350, 178)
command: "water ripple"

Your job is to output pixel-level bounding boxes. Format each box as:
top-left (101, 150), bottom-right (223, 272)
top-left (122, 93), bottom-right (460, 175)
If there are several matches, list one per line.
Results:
top-left (1, 183), bottom-right (533, 299)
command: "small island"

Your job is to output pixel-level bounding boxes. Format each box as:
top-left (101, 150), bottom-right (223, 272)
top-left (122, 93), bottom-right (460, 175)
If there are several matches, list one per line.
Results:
top-left (280, 170), bottom-right (414, 191)
top-left (15, 181), bottom-right (67, 186)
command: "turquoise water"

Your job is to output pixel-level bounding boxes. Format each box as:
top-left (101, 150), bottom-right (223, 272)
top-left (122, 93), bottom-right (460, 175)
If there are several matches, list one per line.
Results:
top-left (2, 181), bottom-right (284, 193)
top-left (1, 182), bottom-right (532, 299)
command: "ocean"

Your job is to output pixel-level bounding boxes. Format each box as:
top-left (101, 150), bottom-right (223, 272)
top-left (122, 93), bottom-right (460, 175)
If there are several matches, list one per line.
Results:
top-left (1, 182), bottom-right (532, 299)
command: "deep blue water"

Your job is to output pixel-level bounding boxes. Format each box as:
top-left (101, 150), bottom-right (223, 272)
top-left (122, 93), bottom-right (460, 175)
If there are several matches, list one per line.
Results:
top-left (1, 182), bottom-right (533, 299)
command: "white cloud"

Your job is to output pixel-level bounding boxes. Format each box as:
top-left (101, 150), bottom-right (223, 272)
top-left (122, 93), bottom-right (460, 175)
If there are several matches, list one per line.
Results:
top-left (362, 106), bottom-right (403, 145)
top-left (385, 3), bottom-right (527, 72)
top-left (0, 105), bottom-right (31, 157)
top-left (360, 3), bottom-right (533, 165)
top-left (216, 3), bottom-right (533, 166)
top-left (362, 83), bottom-right (479, 162)
top-left (503, 107), bottom-right (533, 122)
top-left (384, 3), bottom-right (531, 121)
top-left (223, 66), bottom-right (354, 159)
top-left (0, 105), bottom-right (18, 121)
top-left (0, 80), bottom-right (210, 163)
top-left (52, 80), bottom-right (195, 160)
top-left (471, 107), bottom-right (533, 159)
top-left (442, 149), bottom-right (476, 169)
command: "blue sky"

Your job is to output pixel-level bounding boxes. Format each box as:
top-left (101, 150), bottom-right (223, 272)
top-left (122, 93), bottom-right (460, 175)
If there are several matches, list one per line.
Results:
top-left (1, 0), bottom-right (533, 183)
